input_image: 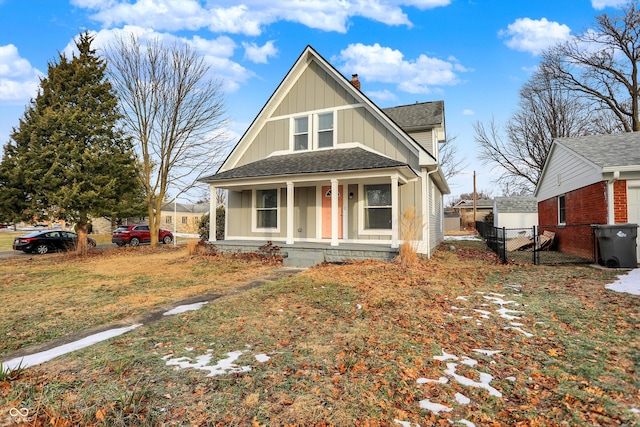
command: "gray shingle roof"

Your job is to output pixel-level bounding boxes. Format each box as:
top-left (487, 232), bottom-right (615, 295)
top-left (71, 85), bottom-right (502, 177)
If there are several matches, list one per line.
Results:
top-left (200, 147), bottom-right (410, 182)
top-left (382, 101), bottom-right (443, 129)
top-left (452, 198), bottom-right (494, 209)
top-left (556, 132), bottom-right (640, 168)
top-left (494, 197), bottom-right (537, 213)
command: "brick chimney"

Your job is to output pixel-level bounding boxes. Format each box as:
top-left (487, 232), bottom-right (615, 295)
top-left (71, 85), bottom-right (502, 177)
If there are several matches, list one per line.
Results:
top-left (350, 74), bottom-right (361, 91)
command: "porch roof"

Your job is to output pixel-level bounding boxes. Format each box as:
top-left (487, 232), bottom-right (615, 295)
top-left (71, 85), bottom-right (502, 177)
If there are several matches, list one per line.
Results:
top-left (200, 147), bottom-right (414, 183)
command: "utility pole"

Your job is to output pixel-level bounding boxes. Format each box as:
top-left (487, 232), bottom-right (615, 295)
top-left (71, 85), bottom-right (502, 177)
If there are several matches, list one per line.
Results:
top-left (473, 171), bottom-right (477, 227)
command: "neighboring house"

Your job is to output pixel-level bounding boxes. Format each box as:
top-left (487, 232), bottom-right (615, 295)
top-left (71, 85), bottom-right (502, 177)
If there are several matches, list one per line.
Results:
top-left (493, 197), bottom-right (538, 229)
top-left (535, 133), bottom-right (640, 263)
top-left (450, 198), bottom-right (494, 228)
top-left (444, 210), bottom-right (461, 232)
top-left (91, 203), bottom-right (209, 235)
top-left (200, 46), bottom-right (450, 263)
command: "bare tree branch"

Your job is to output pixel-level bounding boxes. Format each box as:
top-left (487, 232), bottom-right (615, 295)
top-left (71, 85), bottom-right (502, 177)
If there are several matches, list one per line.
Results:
top-left (106, 34), bottom-right (231, 245)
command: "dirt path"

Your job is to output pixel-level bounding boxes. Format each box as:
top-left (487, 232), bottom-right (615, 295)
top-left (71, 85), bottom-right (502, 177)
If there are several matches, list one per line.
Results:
top-left (0, 266), bottom-right (305, 367)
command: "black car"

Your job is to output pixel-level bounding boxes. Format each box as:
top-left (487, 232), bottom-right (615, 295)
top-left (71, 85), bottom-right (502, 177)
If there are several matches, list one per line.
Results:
top-left (12, 230), bottom-right (97, 254)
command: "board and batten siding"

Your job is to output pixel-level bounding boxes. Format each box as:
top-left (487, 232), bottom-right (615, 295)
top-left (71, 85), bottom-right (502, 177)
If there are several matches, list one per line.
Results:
top-left (536, 144), bottom-right (603, 202)
top-left (226, 189), bottom-right (288, 239)
top-left (273, 62), bottom-right (357, 117)
top-left (235, 119), bottom-right (289, 167)
top-left (408, 130), bottom-right (437, 160)
top-left (338, 108), bottom-right (418, 169)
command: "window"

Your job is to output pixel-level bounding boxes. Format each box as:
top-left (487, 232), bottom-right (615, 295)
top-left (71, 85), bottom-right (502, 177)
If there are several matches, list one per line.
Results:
top-left (364, 184), bottom-right (392, 229)
top-left (292, 112), bottom-right (334, 150)
top-left (317, 113), bottom-right (334, 148)
top-left (166, 216), bottom-right (172, 224)
top-left (294, 117), bottom-right (308, 150)
top-left (558, 195), bottom-right (566, 224)
top-left (256, 189), bottom-right (278, 229)
top-left (182, 216), bottom-right (188, 224)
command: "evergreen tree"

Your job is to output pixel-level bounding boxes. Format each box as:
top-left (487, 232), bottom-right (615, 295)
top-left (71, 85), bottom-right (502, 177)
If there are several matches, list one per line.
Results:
top-left (0, 31), bottom-right (142, 253)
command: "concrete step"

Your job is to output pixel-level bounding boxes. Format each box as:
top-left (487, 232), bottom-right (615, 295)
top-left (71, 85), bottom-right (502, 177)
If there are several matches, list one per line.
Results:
top-left (283, 250), bottom-right (325, 267)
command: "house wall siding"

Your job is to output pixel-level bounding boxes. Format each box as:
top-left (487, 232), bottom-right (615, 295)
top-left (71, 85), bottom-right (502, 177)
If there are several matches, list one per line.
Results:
top-left (536, 144), bottom-right (602, 201)
top-left (274, 62), bottom-right (357, 117)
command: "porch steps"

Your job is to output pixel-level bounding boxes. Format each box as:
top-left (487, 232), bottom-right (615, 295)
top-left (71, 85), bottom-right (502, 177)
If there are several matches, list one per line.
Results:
top-left (283, 249), bottom-right (325, 268)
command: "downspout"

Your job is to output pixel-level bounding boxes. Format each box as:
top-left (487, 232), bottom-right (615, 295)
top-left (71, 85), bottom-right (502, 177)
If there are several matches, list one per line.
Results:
top-left (425, 166), bottom-right (440, 258)
top-left (607, 171), bottom-right (620, 224)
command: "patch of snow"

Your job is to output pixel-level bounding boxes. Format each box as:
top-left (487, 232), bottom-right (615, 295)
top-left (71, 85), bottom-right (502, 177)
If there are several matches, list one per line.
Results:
top-left (496, 307), bottom-right (523, 320)
top-left (605, 269), bottom-right (640, 296)
top-left (630, 407), bottom-right (639, 414)
top-left (473, 309), bottom-right (491, 319)
top-left (461, 316), bottom-right (474, 319)
top-left (455, 392), bottom-right (471, 404)
top-left (483, 296), bottom-right (517, 306)
top-left (444, 235), bottom-right (480, 241)
top-left (417, 376), bottom-right (448, 384)
top-left (255, 353), bottom-right (270, 363)
top-left (163, 302), bottom-right (208, 316)
top-left (488, 292), bottom-right (505, 297)
top-left (434, 350), bottom-right (459, 361)
top-left (3, 324), bottom-right (143, 370)
top-left (418, 398), bottom-right (453, 414)
top-left (457, 420), bottom-right (476, 427)
top-left (505, 376), bottom-right (517, 382)
top-left (444, 363), bottom-right (502, 397)
top-left (505, 326), bottom-right (533, 338)
top-left (356, 304), bottom-right (363, 310)
top-left (456, 296), bottom-right (469, 301)
top-left (164, 350), bottom-right (251, 377)
top-left (461, 357), bottom-right (478, 367)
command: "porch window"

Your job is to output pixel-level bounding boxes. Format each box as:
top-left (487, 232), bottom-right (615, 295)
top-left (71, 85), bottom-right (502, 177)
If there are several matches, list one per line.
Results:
top-left (317, 113), bottom-right (334, 148)
top-left (256, 189), bottom-right (278, 229)
top-left (558, 195), bottom-right (566, 224)
top-left (294, 117), bottom-right (308, 151)
top-left (364, 184), bottom-right (392, 229)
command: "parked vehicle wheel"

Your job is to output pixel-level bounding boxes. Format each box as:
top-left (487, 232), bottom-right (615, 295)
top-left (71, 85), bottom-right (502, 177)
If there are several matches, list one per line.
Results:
top-left (35, 244), bottom-right (49, 255)
top-left (130, 237), bottom-right (140, 247)
top-left (163, 235), bottom-right (172, 244)
top-left (88, 240), bottom-right (96, 248)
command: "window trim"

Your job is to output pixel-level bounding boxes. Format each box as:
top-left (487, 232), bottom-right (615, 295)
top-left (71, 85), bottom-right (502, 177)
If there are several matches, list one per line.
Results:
top-left (558, 194), bottom-right (566, 225)
top-left (359, 183), bottom-right (393, 235)
top-left (291, 110), bottom-right (336, 151)
top-left (252, 188), bottom-right (281, 233)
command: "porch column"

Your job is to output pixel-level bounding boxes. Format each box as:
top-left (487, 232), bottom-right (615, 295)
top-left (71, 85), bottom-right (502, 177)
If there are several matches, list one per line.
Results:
top-left (286, 181), bottom-right (294, 244)
top-left (209, 185), bottom-right (217, 242)
top-left (391, 175), bottom-right (399, 248)
top-left (331, 178), bottom-right (339, 246)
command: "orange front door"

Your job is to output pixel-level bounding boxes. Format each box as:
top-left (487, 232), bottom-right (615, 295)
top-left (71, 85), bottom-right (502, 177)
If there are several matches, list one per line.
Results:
top-left (322, 186), bottom-right (343, 239)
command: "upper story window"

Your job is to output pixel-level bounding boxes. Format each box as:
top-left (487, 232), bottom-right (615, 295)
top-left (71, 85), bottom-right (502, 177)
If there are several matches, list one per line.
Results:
top-left (294, 117), bottom-right (308, 150)
top-left (292, 111), bottom-right (335, 151)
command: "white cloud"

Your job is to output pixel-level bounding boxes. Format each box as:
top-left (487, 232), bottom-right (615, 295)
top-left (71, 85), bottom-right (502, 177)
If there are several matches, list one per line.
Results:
top-left (367, 89), bottom-right (398, 103)
top-left (0, 44), bottom-right (42, 104)
top-left (462, 109), bottom-right (474, 115)
top-left (591, 0), bottom-right (627, 10)
top-left (242, 40), bottom-right (278, 64)
top-left (65, 27), bottom-right (253, 93)
top-left (74, 0), bottom-right (450, 36)
top-left (499, 18), bottom-right (571, 55)
top-left (335, 43), bottom-right (467, 94)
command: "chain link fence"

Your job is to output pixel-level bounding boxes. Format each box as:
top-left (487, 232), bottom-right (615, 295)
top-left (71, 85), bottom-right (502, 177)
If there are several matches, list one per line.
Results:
top-left (476, 222), bottom-right (596, 265)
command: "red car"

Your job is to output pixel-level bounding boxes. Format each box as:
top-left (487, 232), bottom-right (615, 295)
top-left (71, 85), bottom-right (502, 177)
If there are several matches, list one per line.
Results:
top-left (111, 224), bottom-right (173, 246)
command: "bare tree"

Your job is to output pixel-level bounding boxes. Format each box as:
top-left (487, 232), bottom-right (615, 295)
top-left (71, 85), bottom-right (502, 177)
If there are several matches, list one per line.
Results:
top-left (475, 70), bottom-right (596, 193)
top-left (439, 134), bottom-right (468, 181)
top-left (541, 1), bottom-right (640, 132)
top-left (106, 34), bottom-right (229, 245)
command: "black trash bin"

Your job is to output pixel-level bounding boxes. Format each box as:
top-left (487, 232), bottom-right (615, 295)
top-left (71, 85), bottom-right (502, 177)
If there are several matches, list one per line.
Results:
top-left (593, 224), bottom-right (638, 268)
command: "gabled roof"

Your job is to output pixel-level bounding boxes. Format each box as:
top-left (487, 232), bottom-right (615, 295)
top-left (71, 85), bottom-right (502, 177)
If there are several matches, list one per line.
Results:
top-left (555, 133), bottom-right (640, 169)
top-left (494, 197), bottom-right (537, 213)
top-left (382, 101), bottom-right (444, 130)
top-left (452, 198), bottom-right (494, 209)
top-left (201, 147), bottom-right (414, 182)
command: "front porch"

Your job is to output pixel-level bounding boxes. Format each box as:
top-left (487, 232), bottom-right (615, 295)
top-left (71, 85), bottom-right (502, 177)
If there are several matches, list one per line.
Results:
top-left (210, 240), bottom-right (399, 267)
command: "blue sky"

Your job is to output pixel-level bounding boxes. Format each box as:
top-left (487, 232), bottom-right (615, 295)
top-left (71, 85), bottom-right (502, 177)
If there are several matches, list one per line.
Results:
top-left (0, 0), bottom-right (629, 201)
